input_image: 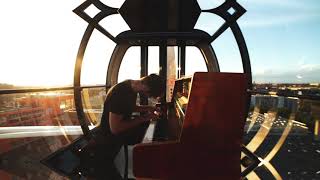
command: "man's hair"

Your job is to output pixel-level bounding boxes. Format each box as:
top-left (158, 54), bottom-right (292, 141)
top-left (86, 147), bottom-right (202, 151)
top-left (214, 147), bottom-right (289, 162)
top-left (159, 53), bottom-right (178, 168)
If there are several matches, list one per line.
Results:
top-left (141, 74), bottom-right (165, 97)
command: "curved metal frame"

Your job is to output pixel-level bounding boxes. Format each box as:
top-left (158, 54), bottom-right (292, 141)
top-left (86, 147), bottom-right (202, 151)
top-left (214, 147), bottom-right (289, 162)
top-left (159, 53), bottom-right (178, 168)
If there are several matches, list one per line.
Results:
top-left (106, 43), bottom-right (131, 86)
top-left (201, 0), bottom-right (252, 89)
top-left (106, 42), bottom-right (221, 87)
top-left (196, 43), bottom-right (220, 72)
top-left (73, 25), bottom-right (96, 135)
top-left (73, 0), bottom-right (252, 137)
top-left (73, 1), bottom-right (119, 135)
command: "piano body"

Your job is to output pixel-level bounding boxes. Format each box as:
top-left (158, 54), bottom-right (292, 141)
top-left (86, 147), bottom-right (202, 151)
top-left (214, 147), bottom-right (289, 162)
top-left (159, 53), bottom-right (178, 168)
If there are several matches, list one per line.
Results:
top-left (133, 72), bottom-right (248, 180)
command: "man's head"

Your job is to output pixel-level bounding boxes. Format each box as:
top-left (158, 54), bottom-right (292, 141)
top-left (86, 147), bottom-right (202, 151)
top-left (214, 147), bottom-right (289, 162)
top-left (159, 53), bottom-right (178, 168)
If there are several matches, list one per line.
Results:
top-left (140, 74), bottom-right (165, 98)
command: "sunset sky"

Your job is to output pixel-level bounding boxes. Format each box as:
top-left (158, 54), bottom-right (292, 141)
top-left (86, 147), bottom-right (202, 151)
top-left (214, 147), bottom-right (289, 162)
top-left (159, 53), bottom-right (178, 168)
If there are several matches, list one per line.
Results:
top-left (0, 0), bottom-right (319, 87)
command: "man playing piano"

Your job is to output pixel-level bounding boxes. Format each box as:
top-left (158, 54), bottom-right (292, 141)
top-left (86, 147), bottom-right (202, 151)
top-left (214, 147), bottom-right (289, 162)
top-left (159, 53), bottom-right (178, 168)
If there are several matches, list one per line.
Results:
top-left (78, 74), bottom-right (165, 179)
top-left (99, 73), bottom-right (165, 153)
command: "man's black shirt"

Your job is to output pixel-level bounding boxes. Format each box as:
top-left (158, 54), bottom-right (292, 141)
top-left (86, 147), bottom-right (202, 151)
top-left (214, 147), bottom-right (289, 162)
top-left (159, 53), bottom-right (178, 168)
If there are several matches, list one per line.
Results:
top-left (76, 81), bottom-right (137, 179)
top-left (100, 80), bottom-right (137, 137)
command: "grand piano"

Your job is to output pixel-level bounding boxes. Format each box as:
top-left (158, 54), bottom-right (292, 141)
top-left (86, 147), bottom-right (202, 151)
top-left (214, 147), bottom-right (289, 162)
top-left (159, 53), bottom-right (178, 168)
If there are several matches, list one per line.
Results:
top-left (133, 72), bottom-right (248, 180)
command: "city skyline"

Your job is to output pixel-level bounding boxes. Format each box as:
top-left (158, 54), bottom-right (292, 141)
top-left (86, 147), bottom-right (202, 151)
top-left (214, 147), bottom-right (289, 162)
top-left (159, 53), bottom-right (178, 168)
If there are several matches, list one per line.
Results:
top-left (0, 0), bottom-right (319, 87)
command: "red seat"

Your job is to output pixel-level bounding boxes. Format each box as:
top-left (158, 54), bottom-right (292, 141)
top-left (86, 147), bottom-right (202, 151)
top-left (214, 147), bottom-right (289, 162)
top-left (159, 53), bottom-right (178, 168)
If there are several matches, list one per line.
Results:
top-left (133, 72), bottom-right (248, 180)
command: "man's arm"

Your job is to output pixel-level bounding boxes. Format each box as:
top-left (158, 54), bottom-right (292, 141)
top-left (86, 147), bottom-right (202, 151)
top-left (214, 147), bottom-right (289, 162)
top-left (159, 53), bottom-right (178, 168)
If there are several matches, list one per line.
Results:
top-left (134, 105), bottom-right (157, 113)
top-left (109, 112), bottom-right (158, 135)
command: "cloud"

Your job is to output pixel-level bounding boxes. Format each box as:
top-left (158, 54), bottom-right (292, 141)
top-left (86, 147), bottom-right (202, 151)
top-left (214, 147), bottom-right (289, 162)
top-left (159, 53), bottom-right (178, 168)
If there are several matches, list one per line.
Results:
top-left (254, 68), bottom-right (273, 76)
top-left (238, 0), bottom-right (320, 28)
top-left (240, 13), bottom-right (320, 28)
top-left (300, 64), bottom-right (320, 72)
top-left (197, 1), bottom-right (320, 29)
top-left (243, 0), bottom-right (303, 8)
top-left (253, 64), bottom-right (320, 83)
top-left (240, 0), bottom-right (320, 10)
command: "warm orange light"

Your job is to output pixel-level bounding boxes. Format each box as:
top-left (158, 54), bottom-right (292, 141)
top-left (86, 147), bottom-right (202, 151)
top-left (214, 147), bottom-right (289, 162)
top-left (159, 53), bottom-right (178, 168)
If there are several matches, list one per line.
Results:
top-left (315, 120), bottom-right (319, 136)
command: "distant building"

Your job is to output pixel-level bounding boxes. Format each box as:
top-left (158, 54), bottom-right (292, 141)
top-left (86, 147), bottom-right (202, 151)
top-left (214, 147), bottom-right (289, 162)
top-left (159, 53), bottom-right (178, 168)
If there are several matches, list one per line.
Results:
top-left (0, 107), bottom-right (49, 127)
top-left (254, 95), bottom-right (278, 111)
top-left (250, 96), bottom-right (256, 108)
top-left (277, 96), bottom-right (284, 108)
top-left (0, 93), bottom-right (75, 127)
top-left (284, 97), bottom-right (299, 113)
top-left (251, 95), bottom-right (299, 113)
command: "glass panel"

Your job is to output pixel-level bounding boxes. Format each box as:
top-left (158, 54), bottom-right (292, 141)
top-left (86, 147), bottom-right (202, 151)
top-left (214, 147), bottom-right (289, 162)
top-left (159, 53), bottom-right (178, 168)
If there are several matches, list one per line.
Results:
top-left (0, 90), bottom-right (79, 127)
top-left (211, 28), bottom-right (243, 73)
top-left (118, 47), bottom-right (141, 82)
top-left (99, 14), bottom-right (130, 37)
top-left (197, 0), bottom-right (225, 10)
top-left (0, 136), bottom-right (73, 179)
top-left (148, 46), bottom-right (160, 75)
top-left (81, 87), bottom-right (108, 126)
top-left (100, 0), bottom-right (126, 8)
top-left (84, 4), bottom-right (100, 18)
top-left (237, 0), bottom-right (320, 84)
top-left (81, 29), bottom-right (116, 86)
top-left (194, 12), bottom-right (225, 35)
top-left (243, 90), bottom-right (320, 179)
top-left (167, 47), bottom-right (178, 101)
top-left (0, 90), bottom-right (83, 179)
top-left (185, 46), bottom-right (207, 76)
top-left (0, 1), bottom-right (84, 87)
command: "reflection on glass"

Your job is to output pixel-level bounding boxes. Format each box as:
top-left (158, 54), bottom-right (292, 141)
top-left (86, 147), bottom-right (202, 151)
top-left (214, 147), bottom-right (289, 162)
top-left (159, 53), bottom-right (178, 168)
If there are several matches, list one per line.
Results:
top-left (211, 28), bottom-right (243, 73)
top-left (81, 87), bottom-right (107, 126)
top-left (148, 46), bottom-right (160, 75)
top-left (169, 76), bottom-right (192, 134)
top-left (99, 14), bottom-right (130, 37)
top-left (0, 91), bottom-right (77, 127)
top-left (118, 47), bottom-right (141, 82)
top-left (164, 76), bottom-right (192, 141)
top-left (1, 82), bottom-right (320, 179)
top-left (185, 46), bottom-right (207, 76)
top-left (173, 77), bottom-right (191, 115)
top-left (81, 29), bottom-right (116, 85)
top-left (243, 83), bottom-right (320, 179)
top-left (0, 88), bottom-right (105, 179)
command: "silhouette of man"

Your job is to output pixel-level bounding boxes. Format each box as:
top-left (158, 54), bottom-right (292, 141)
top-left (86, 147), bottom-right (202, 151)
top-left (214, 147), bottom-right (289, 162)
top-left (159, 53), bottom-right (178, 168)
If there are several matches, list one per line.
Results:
top-left (79, 74), bottom-right (165, 179)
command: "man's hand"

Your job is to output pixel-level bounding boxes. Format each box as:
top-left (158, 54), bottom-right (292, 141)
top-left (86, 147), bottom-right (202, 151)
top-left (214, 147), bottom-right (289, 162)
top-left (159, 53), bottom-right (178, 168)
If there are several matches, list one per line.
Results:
top-left (135, 105), bottom-right (157, 113)
top-left (141, 111), bottom-right (161, 122)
